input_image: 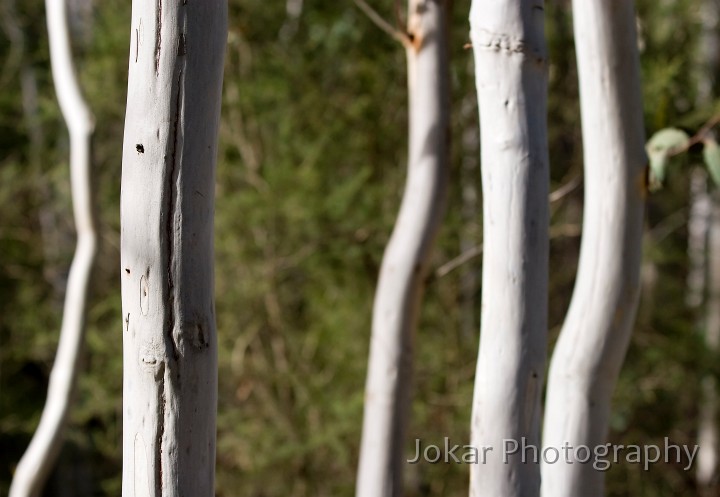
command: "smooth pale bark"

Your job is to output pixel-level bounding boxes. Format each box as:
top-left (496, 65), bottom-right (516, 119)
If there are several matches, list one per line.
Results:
top-left (120, 2), bottom-right (226, 496)
top-left (356, 1), bottom-right (449, 496)
top-left (468, 1), bottom-right (549, 496)
top-left (9, 0), bottom-right (97, 496)
top-left (541, 2), bottom-right (646, 496)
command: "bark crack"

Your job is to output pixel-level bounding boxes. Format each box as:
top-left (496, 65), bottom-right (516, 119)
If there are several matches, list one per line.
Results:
top-left (166, 70), bottom-right (182, 362)
top-left (155, 0), bottom-right (162, 74)
top-left (178, 33), bottom-right (186, 56)
top-left (156, 362), bottom-right (167, 495)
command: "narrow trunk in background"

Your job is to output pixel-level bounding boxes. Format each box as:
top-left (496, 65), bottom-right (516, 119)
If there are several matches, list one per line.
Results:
top-left (120, 2), bottom-right (227, 496)
top-left (468, 1), bottom-right (549, 496)
top-left (684, 169), bottom-right (709, 320)
top-left (9, 0), bottom-right (97, 495)
top-left (689, 168), bottom-right (715, 490)
top-left (356, 1), bottom-right (449, 496)
top-left (696, 0), bottom-right (720, 489)
top-left (699, 197), bottom-right (720, 492)
top-left (541, 2), bottom-right (647, 496)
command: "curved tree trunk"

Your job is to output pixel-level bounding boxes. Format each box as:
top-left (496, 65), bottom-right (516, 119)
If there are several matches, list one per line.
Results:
top-left (355, 1), bottom-right (449, 496)
top-left (541, 2), bottom-right (646, 496)
top-left (468, 1), bottom-right (549, 496)
top-left (120, 2), bottom-right (227, 496)
top-left (9, 0), bottom-right (97, 495)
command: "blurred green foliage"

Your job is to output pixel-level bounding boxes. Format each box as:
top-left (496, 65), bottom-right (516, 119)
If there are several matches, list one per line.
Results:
top-left (0, 0), bottom-right (718, 496)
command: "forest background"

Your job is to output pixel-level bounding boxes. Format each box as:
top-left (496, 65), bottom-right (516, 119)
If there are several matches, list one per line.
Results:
top-left (0, 0), bottom-right (713, 495)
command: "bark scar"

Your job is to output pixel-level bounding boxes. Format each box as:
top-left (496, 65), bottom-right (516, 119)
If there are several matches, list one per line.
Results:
top-left (406, 30), bottom-right (423, 52)
top-left (187, 321), bottom-right (210, 349)
top-left (471, 28), bottom-right (546, 66)
top-left (406, 2), bottom-right (424, 52)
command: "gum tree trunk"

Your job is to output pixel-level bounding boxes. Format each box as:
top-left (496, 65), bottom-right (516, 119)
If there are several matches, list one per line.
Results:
top-left (120, 2), bottom-right (227, 496)
top-left (468, 1), bottom-right (549, 496)
top-left (698, 195), bottom-right (720, 491)
top-left (695, 0), bottom-right (720, 489)
top-left (8, 0), bottom-right (97, 495)
top-left (355, 1), bottom-right (449, 496)
top-left (541, 2), bottom-right (646, 496)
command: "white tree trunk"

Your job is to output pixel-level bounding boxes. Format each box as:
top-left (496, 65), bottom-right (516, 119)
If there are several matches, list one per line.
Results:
top-left (695, 0), bottom-right (720, 488)
top-left (9, 0), bottom-right (96, 495)
top-left (541, 2), bottom-right (646, 496)
top-left (468, 1), bottom-right (549, 496)
top-left (120, 2), bottom-right (226, 496)
top-left (688, 170), bottom-right (715, 489)
top-left (356, 1), bottom-right (449, 496)
top-left (698, 194), bottom-right (720, 490)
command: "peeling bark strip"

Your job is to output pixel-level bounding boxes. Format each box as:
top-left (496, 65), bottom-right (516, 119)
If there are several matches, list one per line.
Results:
top-left (355, 1), bottom-right (449, 497)
top-left (165, 70), bottom-right (183, 363)
top-left (155, 0), bottom-right (162, 74)
top-left (120, 2), bottom-right (227, 496)
top-left (155, 362), bottom-right (166, 496)
top-left (541, 2), bottom-right (646, 497)
top-left (468, 1), bottom-right (549, 497)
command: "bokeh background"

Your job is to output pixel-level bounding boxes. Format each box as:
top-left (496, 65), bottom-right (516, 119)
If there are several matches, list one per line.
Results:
top-left (0, 0), bottom-right (716, 495)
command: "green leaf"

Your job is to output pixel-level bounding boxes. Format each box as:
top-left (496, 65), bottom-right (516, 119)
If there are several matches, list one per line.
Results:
top-left (703, 138), bottom-right (720, 187)
top-left (645, 128), bottom-right (690, 191)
